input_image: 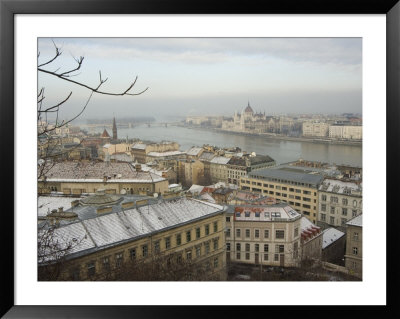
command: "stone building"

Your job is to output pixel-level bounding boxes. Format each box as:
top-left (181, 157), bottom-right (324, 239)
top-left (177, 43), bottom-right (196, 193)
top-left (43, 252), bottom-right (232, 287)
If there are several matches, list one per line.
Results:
top-left (302, 122), bottom-right (329, 137)
top-left (225, 203), bottom-right (303, 267)
top-left (38, 196), bottom-right (227, 281)
top-left (318, 179), bottom-right (362, 232)
top-left (344, 214), bottom-right (362, 278)
top-left (131, 141), bottom-right (180, 164)
top-left (38, 161), bottom-right (169, 196)
top-left (321, 227), bottom-right (346, 264)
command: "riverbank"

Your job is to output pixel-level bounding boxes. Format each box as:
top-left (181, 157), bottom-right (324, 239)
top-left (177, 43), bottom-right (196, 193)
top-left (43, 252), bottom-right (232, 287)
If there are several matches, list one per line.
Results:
top-left (177, 125), bottom-right (362, 147)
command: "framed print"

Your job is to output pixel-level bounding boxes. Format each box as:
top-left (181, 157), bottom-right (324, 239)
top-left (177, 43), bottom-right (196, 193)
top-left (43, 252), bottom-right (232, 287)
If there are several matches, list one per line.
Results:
top-left (1, 0), bottom-right (399, 317)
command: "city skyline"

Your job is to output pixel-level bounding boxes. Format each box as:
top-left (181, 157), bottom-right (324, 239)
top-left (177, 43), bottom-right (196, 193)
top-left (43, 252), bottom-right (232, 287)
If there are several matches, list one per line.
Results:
top-left (38, 38), bottom-right (362, 121)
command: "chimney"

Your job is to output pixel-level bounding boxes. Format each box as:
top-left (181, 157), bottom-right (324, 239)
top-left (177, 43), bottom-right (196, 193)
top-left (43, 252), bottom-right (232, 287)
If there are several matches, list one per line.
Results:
top-left (58, 207), bottom-right (63, 213)
top-left (135, 164), bottom-right (142, 172)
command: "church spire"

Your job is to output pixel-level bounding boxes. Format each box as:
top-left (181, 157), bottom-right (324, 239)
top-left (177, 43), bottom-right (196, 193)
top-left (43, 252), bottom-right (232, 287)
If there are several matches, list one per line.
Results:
top-left (112, 117), bottom-right (117, 140)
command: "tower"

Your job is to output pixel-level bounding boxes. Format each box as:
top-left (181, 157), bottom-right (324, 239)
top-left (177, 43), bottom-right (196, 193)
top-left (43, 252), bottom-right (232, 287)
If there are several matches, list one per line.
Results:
top-left (112, 117), bottom-right (118, 141)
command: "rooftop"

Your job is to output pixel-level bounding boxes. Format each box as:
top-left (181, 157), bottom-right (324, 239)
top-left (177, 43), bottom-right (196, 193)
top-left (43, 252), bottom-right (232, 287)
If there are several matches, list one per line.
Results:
top-left (186, 147), bottom-right (203, 156)
top-left (319, 179), bottom-right (362, 195)
top-left (248, 168), bottom-right (323, 187)
top-left (231, 203), bottom-right (301, 222)
top-left (41, 161), bottom-right (166, 183)
top-left (210, 156), bottom-right (230, 165)
top-left (346, 214), bottom-right (362, 227)
top-left (39, 197), bottom-right (225, 262)
top-left (322, 228), bottom-right (345, 249)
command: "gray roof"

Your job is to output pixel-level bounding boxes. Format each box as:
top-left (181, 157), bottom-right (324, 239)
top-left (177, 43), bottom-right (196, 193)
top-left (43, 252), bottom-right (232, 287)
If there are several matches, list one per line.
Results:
top-left (346, 214), bottom-right (362, 227)
top-left (248, 168), bottom-right (323, 186)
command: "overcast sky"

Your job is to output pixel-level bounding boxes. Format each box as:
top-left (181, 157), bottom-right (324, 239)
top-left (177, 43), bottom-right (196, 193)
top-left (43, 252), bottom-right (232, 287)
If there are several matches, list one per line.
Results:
top-left (38, 38), bottom-right (362, 122)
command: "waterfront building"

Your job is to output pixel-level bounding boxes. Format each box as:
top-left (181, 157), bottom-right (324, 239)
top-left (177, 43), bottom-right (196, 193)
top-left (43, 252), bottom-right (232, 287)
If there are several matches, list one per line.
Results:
top-left (318, 179), bottom-right (362, 232)
top-left (344, 214), bottom-right (362, 278)
top-left (240, 167), bottom-right (323, 224)
top-left (225, 203), bottom-right (303, 267)
top-left (329, 124), bottom-right (362, 140)
top-left (302, 121), bottom-right (329, 137)
top-left (38, 161), bottom-right (169, 196)
top-left (38, 196), bottom-right (227, 281)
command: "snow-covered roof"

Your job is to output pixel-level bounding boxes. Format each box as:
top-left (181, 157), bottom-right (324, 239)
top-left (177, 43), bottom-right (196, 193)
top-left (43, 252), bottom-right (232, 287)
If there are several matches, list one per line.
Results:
top-left (42, 161), bottom-right (166, 183)
top-left (131, 143), bottom-right (147, 150)
top-left (38, 196), bottom-right (82, 217)
top-left (233, 204), bottom-right (301, 221)
top-left (210, 156), bottom-right (230, 165)
top-left (186, 147), bottom-right (203, 156)
top-left (147, 151), bottom-right (186, 157)
top-left (200, 192), bottom-right (216, 203)
top-left (103, 144), bottom-right (111, 148)
top-left (188, 184), bottom-right (204, 194)
top-left (169, 184), bottom-right (181, 188)
top-left (346, 214), bottom-right (362, 227)
top-left (40, 198), bottom-right (225, 261)
top-left (322, 228), bottom-right (345, 249)
top-left (319, 178), bottom-right (362, 195)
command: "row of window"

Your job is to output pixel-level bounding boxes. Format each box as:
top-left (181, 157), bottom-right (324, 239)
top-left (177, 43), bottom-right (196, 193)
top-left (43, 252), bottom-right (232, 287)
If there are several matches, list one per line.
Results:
top-left (227, 243), bottom-right (284, 253)
top-left (320, 214), bottom-right (349, 226)
top-left (243, 177), bottom-right (316, 189)
top-left (321, 195), bottom-right (360, 208)
top-left (243, 182), bottom-right (315, 196)
top-left (321, 205), bottom-right (359, 217)
top-left (226, 228), bottom-right (290, 240)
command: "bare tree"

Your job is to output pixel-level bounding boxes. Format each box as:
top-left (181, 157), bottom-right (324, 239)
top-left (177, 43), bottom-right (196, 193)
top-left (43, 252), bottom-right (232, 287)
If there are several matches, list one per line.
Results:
top-left (37, 40), bottom-right (148, 180)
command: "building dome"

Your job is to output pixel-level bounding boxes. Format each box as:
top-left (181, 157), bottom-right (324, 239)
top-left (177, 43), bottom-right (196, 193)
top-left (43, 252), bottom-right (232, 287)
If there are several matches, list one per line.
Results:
top-left (80, 189), bottom-right (122, 206)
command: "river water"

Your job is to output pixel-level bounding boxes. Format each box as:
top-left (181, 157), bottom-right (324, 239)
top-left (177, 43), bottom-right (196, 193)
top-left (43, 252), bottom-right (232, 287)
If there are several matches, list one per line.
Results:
top-left (92, 125), bottom-right (362, 167)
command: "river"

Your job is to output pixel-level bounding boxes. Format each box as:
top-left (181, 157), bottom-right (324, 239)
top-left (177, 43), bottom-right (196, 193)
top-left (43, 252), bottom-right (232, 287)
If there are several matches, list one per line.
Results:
top-left (89, 124), bottom-right (362, 167)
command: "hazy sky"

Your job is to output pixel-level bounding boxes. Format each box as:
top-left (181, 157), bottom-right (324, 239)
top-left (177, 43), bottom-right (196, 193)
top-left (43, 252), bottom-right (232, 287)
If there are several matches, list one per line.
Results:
top-left (38, 38), bottom-right (362, 122)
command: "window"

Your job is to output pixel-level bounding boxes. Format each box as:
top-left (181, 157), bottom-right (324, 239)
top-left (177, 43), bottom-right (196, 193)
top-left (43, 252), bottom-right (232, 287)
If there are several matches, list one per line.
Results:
top-left (321, 204), bottom-right (326, 212)
top-left (330, 206), bottom-right (335, 214)
top-left (303, 190), bottom-right (311, 195)
top-left (196, 227), bottom-right (201, 239)
top-left (352, 247), bottom-right (358, 255)
top-left (176, 254), bottom-right (182, 264)
top-left (342, 198), bottom-right (348, 205)
top-left (115, 252), bottom-right (124, 267)
top-left (255, 212), bottom-right (260, 217)
top-left (294, 227), bottom-right (299, 237)
top-left (186, 230), bottom-right (191, 242)
top-left (214, 257), bottom-right (219, 268)
top-left (236, 243), bottom-right (241, 251)
top-left (142, 245), bottom-right (148, 257)
top-left (264, 253), bottom-right (269, 261)
top-left (226, 228), bottom-right (231, 237)
top-left (255, 229), bottom-right (260, 238)
top-left (154, 241), bottom-right (160, 254)
top-left (186, 250), bottom-right (192, 260)
top-left (342, 208), bottom-right (348, 216)
top-left (213, 239), bottom-right (218, 250)
top-left (352, 210), bottom-right (358, 217)
top-left (213, 221), bottom-right (218, 232)
top-left (264, 229), bottom-right (269, 238)
top-left (275, 230), bottom-right (285, 239)
top-left (276, 186), bottom-right (281, 190)
top-left (226, 217), bottom-right (230, 222)
top-left (276, 245), bottom-right (284, 253)
top-left (353, 232), bottom-right (359, 241)
top-left (205, 224), bottom-right (210, 235)
top-left (226, 243), bottom-right (231, 251)
top-left (235, 212), bottom-right (241, 217)
top-left (236, 228), bottom-right (241, 237)
top-left (255, 244), bottom-right (259, 252)
top-left (341, 218), bottom-right (347, 226)
top-left (353, 200), bottom-right (357, 208)
top-left (176, 234), bottom-right (182, 246)
top-left (129, 248), bottom-right (136, 261)
top-left (245, 253), bottom-right (250, 260)
top-left (331, 196), bottom-right (338, 203)
top-left (274, 254), bottom-right (279, 261)
top-left (264, 244), bottom-right (269, 252)
top-left (70, 267), bottom-right (80, 280)
top-left (245, 243), bottom-right (250, 252)
top-left (205, 242), bottom-right (210, 254)
top-left (102, 257), bottom-right (110, 271)
top-left (264, 212), bottom-right (270, 218)
top-left (321, 213), bottom-right (326, 222)
top-left (245, 229), bottom-right (250, 238)
top-left (165, 237), bottom-right (171, 249)
top-left (289, 188), bottom-right (294, 192)
top-left (196, 246), bottom-right (201, 257)
top-left (236, 252), bottom-right (241, 260)
top-left (87, 262), bottom-right (96, 277)
top-left (330, 216), bottom-right (335, 224)
top-left (245, 211), bottom-right (250, 217)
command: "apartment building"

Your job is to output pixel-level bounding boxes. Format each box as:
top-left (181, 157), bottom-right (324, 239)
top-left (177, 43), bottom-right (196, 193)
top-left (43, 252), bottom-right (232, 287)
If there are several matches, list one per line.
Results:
top-left (318, 179), bottom-right (362, 232)
top-left (210, 156), bottom-right (230, 184)
top-left (302, 122), bottom-right (329, 137)
top-left (344, 214), bottom-right (362, 278)
top-left (225, 203), bottom-right (303, 267)
top-left (240, 168), bottom-right (323, 224)
top-left (38, 197), bottom-right (227, 281)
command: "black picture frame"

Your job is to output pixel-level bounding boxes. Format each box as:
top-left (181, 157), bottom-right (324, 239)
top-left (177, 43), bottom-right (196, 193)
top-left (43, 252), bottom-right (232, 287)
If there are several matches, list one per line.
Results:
top-left (1, 0), bottom-right (398, 318)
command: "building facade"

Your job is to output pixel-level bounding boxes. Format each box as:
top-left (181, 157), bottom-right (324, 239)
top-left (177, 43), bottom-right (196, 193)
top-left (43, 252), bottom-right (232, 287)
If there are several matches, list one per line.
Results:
top-left (240, 168), bottom-right (323, 224)
top-left (344, 214), bottom-right (362, 278)
top-left (318, 179), bottom-right (362, 232)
